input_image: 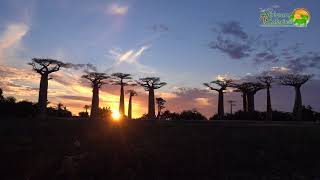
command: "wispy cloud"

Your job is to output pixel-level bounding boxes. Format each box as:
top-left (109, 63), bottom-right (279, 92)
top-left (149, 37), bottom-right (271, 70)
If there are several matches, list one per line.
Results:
top-left (106, 3), bottom-right (128, 16)
top-left (0, 23), bottom-right (29, 62)
top-left (110, 45), bottom-right (150, 64)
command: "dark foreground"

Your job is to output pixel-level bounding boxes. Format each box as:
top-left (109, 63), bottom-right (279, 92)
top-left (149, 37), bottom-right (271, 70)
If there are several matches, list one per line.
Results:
top-left (2, 119), bottom-right (320, 180)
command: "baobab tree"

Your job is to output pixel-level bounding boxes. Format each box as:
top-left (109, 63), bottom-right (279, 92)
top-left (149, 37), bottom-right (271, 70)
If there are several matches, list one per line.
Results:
top-left (156, 97), bottom-right (166, 119)
top-left (257, 75), bottom-right (274, 121)
top-left (279, 73), bottom-right (312, 121)
top-left (246, 82), bottom-right (265, 113)
top-left (233, 83), bottom-right (252, 112)
top-left (28, 58), bottom-right (67, 119)
top-left (82, 72), bottom-right (110, 119)
top-left (137, 77), bottom-right (166, 119)
top-left (126, 90), bottom-right (137, 119)
top-left (203, 79), bottom-right (233, 119)
top-left (111, 73), bottom-right (135, 117)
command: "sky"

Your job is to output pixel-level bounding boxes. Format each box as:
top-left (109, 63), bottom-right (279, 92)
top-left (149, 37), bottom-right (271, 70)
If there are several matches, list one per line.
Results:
top-left (0, 0), bottom-right (320, 118)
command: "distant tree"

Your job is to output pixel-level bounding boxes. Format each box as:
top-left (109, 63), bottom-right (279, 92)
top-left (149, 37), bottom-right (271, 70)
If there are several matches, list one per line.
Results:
top-left (82, 72), bottom-right (110, 119)
top-left (233, 83), bottom-right (251, 112)
top-left (179, 109), bottom-right (207, 121)
top-left (111, 73), bottom-right (135, 117)
top-left (137, 77), bottom-right (166, 119)
top-left (5, 96), bottom-right (16, 104)
top-left (0, 88), bottom-right (4, 102)
top-left (57, 103), bottom-right (64, 110)
top-left (161, 110), bottom-right (180, 121)
top-left (97, 107), bottom-right (112, 120)
top-left (204, 78), bottom-right (233, 119)
top-left (156, 97), bottom-right (166, 119)
top-left (84, 105), bottom-right (90, 114)
top-left (246, 82), bottom-right (265, 113)
top-left (79, 112), bottom-right (89, 118)
top-left (257, 75), bottom-right (274, 121)
top-left (126, 90), bottom-right (137, 119)
top-left (28, 58), bottom-right (67, 119)
top-left (279, 73), bottom-right (312, 120)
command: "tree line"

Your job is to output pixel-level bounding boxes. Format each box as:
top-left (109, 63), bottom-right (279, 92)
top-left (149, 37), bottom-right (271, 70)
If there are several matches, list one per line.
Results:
top-left (1, 57), bottom-right (318, 121)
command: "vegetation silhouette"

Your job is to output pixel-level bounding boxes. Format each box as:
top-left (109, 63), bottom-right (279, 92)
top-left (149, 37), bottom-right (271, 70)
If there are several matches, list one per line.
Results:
top-left (28, 58), bottom-right (67, 119)
top-left (257, 75), bottom-right (274, 121)
top-left (126, 89), bottom-right (137, 119)
top-left (137, 77), bottom-right (166, 120)
top-left (279, 73), bottom-right (312, 121)
top-left (204, 78), bottom-right (233, 119)
top-left (82, 72), bottom-right (110, 119)
top-left (156, 97), bottom-right (166, 119)
top-left (0, 88), bottom-right (72, 118)
top-left (110, 73), bottom-right (135, 117)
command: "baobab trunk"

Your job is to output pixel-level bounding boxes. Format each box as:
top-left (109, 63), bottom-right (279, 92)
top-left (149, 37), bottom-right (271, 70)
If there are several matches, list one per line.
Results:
top-left (218, 90), bottom-right (224, 119)
top-left (148, 88), bottom-right (156, 119)
top-left (128, 94), bottom-right (132, 119)
top-left (247, 93), bottom-right (255, 112)
top-left (157, 107), bottom-right (161, 119)
top-left (90, 84), bottom-right (99, 119)
top-left (38, 73), bottom-right (49, 119)
top-left (294, 86), bottom-right (302, 121)
top-left (242, 92), bottom-right (247, 112)
top-left (266, 87), bottom-right (272, 121)
top-left (119, 84), bottom-right (125, 116)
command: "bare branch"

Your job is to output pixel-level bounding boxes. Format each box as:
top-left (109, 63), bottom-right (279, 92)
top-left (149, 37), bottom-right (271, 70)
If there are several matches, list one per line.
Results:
top-left (278, 74), bottom-right (312, 87)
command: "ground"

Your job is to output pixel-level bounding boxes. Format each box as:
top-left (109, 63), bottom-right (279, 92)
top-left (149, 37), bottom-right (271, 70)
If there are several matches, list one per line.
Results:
top-left (1, 119), bottom-right (320, 180)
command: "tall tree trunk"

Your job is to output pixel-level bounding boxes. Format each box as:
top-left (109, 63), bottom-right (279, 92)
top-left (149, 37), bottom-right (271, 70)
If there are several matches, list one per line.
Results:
top-left (38, 73), bottom-right (48, 119)
top-left (242, 92), bottom-right (247, 112)
top-left (148, 88), bottom-right (156, 119)
top-left (128, 94), bottom-right (132, 119)
top-left (157, 106), bottom-right (161, 119)
top-left (218, 90), bottom-right (224, 119)
top-left (90, 84), bottom-right (99, 119)
top-left (266, 87), bottom-right (272, 121)
top-left (247, 93), bottom-right (255, 112)
top-left (293, 86), bottom-right (302, 121)
top-left (119, 84), bottom-right (125, 116)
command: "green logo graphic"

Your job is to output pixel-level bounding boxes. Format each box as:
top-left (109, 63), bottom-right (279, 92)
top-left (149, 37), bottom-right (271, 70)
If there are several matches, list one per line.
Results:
top-left (260, 7), bottom-right (310, 27)
top-left (290, 8), bottom-right (310, 27)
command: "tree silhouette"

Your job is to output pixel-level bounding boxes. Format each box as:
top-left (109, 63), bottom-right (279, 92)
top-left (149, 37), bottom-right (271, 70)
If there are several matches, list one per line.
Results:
top-left (246, 82), bottom-right (265, 113)
top-left (279, 73), bottom-right (312, 121)
top-left (233, 83), bottom-right (251, 112)
top-left (82, 72), bottom-right (110, 119)
top-left (83, 105), bottom-right (90, 114)
top-left (156, 97), bottom-right (166, 119)
top-left (204, 79), bottom-right (233, 119)
top-left (126, 90), bottom-right (137, 119)
top-left (137, 77), bottom-right (166, 119)
top-left (257, 76), bottom-right (274, 121)
top-left (28, 58), bottom-right (67, 119)
top-left (0, 88), bottom-right (4, 102)
top-left (111, 73), bottom-right (135, 117)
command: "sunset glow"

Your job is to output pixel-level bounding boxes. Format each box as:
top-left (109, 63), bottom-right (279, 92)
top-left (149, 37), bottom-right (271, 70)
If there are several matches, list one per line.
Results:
top-left (112, 110), bottom-right (121, 121)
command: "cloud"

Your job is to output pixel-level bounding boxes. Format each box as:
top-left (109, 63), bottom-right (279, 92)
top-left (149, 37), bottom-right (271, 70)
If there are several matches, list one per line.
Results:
top-left (150, 24), bottom-right (169, 33)
top-left (110, 45), bottom-right (149, 64)
top-left (253, 51), bottom-right (279, 64)
top-left (0, 23), bottom-right (29, 61)
top-left (65, 63), bottom-right (97, 72)
top-left (209, 34), bottom-right (252, 59)
top-left (106, 3), bottom-right (128, 16)
top-left (107, 45), bottom-right (156, 75)
top-left (217, 21), bottom-right (248, 40)
top-left (194, 98), bottom-right (210, 106)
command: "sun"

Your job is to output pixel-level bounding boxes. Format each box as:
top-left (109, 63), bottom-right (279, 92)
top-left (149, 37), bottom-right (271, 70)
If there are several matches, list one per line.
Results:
top-left (112, 110), bottom-right (121, 121)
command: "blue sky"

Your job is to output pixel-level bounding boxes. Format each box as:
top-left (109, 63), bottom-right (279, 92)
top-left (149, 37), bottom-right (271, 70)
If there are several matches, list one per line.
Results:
top-left (0, 0), bottom-right (319, 117)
